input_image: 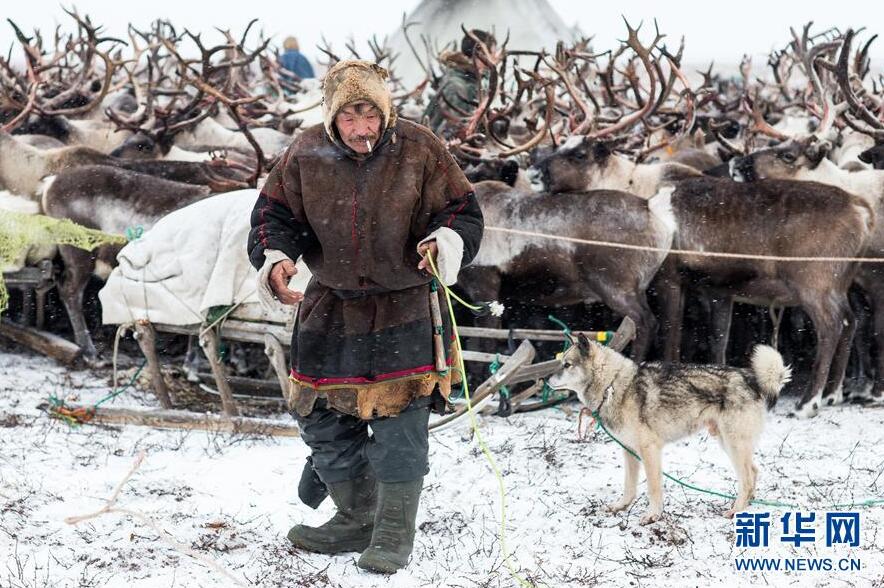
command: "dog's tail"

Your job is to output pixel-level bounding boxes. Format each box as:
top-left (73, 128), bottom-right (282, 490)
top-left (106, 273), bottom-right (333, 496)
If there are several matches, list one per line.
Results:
top-left (750, 345), bottom-right (792, 409)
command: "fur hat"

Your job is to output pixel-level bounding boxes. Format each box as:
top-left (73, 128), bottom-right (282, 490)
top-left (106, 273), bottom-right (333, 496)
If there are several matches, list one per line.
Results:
top-left (322, 60), bottom-right (396, 141)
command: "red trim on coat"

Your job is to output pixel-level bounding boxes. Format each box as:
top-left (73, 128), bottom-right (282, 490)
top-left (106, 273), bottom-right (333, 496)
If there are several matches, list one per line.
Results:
top-left (446, 197), bottom-right (469, 228)
top-left (258, 199), bottom-right (269, 248)
top-left (290, 358), bottom-right (452, 387)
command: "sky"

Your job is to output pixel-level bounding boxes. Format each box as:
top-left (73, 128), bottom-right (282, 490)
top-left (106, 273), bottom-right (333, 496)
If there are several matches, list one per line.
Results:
top-left (2, 0), bottom-right (882, 68)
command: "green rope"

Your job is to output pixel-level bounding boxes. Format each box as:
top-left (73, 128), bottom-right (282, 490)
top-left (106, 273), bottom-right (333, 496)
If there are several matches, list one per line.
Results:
top-left (94, 360), bottom-right (147, 408)
top-left (547, 314), bottom-right (572, 339)
top-left (48, 360), bottom-right (147, 426)
top-left (590, 409), bottom-right (884, 510)
top-left (427, 254), bottom-right (534, 588)
top-left (124, 225), bottom-right (144, 241)
top-left (488, 355), bottom-right (510, 399)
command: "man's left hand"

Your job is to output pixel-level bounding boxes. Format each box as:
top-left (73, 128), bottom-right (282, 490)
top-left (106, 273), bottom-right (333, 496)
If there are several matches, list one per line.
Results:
top-left (417, 240), bottom-right (439, 274)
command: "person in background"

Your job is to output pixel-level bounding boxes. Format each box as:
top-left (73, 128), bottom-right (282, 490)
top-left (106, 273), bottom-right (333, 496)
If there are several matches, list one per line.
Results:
top-left (280, 36), bottom-right (315, 79)
top-left (423, 29), bottom-right (497, 138)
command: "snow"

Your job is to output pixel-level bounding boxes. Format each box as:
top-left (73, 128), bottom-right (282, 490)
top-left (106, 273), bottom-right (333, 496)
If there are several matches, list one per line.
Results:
top-left (2, 346), bottom-right (884, 587)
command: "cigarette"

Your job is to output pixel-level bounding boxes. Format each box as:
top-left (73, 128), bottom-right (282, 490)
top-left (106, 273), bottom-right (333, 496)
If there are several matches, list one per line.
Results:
top-left (365, 139), bottom-right (372, 152)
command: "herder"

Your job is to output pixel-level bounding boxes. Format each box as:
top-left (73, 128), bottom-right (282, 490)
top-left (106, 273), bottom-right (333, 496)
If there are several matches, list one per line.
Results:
top-left (247, 60), bottom-right (483, 573)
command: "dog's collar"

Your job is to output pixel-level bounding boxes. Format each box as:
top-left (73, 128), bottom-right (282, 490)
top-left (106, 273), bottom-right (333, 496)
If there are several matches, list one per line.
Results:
top-left (591, 384), bottom-right (613, 416)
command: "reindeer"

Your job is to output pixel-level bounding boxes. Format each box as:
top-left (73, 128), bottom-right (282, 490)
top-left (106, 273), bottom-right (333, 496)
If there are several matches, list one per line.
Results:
top-left (728, 28), bottom-right (884, 403)
top-left (732, 141), bottom-right (884, 404)
top-left (1, 10), bottom-right (137, 152)
top-left (461, 180), bottom-right (674, 366)
top-left (0, 132), bottom-right (111, 197)
top-left (860, 144), bottom-right (884, 169)
top-left (533, 133), bottom-right (874, 419)
top-left (0, 132), bottom-right (252, 198)
top-left (41, 165), bottom-right (216, 360)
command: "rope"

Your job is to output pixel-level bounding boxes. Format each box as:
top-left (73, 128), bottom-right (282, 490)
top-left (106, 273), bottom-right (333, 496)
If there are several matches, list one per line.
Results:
top-left (488, 355), bottom-right (510, 399)
top-left (485, 225), bottom-right (884, 264)
top-left (56, 291), bottom-right (145, 420)
top-left (588, 409), bottom-right (884, 509)
top-left (48, 359), bottom-right (147, 425)
top-left (427, 254), bottom-right (534, 588)
top-left (199, 301), bottom-right (249, 341)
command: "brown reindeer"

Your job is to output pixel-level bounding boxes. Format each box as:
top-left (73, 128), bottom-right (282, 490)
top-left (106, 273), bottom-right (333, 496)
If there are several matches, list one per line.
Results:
top-left (731, 139), bottom-right (884, 403)
top-left (461, 180), bottom-right (674, 363)
top-left (534, 134), bottom-right (874, 418)
top-left (723, 28), bottom-right (884, 402)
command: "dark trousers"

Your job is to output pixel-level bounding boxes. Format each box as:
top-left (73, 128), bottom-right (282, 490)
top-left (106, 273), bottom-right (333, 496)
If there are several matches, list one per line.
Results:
top-left (295, 394), bottom-right (432, 484)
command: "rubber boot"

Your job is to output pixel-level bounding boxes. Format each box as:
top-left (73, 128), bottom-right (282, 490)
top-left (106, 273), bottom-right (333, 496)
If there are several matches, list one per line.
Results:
top-left (287, 472), bottom-right (376, 553)
top-left (357, 477), bottom-right (423, 574)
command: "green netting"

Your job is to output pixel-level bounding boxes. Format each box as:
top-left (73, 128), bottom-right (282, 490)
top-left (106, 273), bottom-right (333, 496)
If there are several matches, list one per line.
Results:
top-left (0, 210), bottom-right (127, 314)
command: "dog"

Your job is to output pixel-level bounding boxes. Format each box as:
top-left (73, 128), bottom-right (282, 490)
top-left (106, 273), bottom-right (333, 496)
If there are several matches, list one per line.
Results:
top-left (547, 333), bottom-right (791, 524)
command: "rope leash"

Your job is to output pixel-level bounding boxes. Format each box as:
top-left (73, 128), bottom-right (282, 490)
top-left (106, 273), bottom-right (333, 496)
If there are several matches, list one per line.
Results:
top-left (586, 408), bottom-right (884, 510)
top-left (427, 254), bottom-right (534, 588)
top-left (434, 282), bottom-right (884, 513)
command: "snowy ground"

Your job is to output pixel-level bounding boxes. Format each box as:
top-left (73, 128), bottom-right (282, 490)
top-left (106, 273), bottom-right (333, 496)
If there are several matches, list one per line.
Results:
top-left (2, 347), bottom-right (884, 588)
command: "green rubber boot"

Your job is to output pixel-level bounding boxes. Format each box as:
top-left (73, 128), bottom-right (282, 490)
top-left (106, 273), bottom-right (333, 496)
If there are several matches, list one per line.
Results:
top-left (357, 477), bottom-right (423, 574)
top-left (287, 472), bottom-right (376, 554)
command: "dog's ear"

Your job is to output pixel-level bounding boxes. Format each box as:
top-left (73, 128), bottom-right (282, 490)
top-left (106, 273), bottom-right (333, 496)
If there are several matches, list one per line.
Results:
top-left (576, 333), bottom-right (591, 357)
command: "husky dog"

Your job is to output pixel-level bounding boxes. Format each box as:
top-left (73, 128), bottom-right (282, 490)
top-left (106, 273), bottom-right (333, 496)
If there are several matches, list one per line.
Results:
top-left (547, 334), bottom-right (791, 524)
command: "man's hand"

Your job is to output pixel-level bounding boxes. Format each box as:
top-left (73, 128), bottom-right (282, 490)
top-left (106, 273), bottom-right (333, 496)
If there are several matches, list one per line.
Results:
top-left (417, 240), bottom-right (439, 274)
top-left (269, 259), bottom-right (304, 305)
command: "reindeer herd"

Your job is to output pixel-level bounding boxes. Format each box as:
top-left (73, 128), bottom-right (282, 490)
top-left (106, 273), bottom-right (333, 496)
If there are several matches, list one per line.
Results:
top-left (1, 12), bottom-right (882, 418)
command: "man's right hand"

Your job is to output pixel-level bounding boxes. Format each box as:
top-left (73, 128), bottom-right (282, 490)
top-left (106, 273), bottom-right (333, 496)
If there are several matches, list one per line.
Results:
top-left (269, 259), bottom-right (304, 305)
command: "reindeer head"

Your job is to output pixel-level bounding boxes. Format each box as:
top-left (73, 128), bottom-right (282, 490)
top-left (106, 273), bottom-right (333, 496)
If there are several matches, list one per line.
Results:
top-left (730, 137), bottom-right (833, 182)
top-left (462, 158), bottom-right (521, 187)
top-left (859, 144), bottom-right (884, 170)
top-left (529, 136), bottom-right (618, 193)
top-left (110, 132), bottom-right (161, 159)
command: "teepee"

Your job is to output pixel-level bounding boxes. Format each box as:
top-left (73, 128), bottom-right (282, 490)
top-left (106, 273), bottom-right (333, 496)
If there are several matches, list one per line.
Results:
top-left (387, 0), bottom-right (581, 86)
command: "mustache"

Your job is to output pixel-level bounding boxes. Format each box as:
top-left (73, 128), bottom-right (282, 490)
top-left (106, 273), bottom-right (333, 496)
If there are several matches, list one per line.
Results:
top-left (348, 133), bottom-right (379, 142)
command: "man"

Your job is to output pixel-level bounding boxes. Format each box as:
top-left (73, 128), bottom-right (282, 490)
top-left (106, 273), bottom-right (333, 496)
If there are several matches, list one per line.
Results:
top-left (423, 29), bottom-right (496, 138)
top-left (247, 60), bottom-right (483, 573)
top-left (280, 36), bottom-right (315, 79)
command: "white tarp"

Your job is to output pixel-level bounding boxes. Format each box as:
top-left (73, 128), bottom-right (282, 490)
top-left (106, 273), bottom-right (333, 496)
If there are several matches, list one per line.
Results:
top-left (99, 189), bottom-right (310, 326)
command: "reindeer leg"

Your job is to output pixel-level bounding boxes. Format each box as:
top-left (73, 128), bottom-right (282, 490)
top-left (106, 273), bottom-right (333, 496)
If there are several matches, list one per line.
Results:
top-left (656, 261), bottom-right (684, 363)
top-left (823, 303), bottom-right (857, 406)
top-left (795, 296), bottom-right (846, 418)
top-left (596, 285), bottom-right (656, 362)
top-left (57, 245), bottom-right (99, 363)
top-left (183, 335), bottom-right (204, 382)
top-left (709, 295), bottom-right (734, 365)
top-left (845, 291), bottom-right (873, 401)
top-left (869, 285), bottom-right (884, 402)
top-left (769, 305), bottom-right (785, 350)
